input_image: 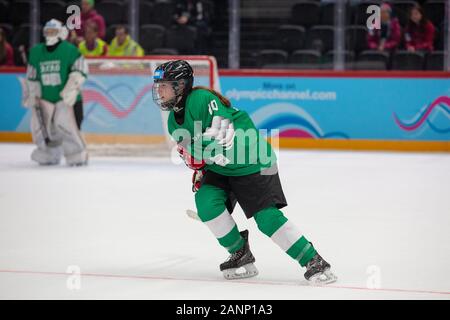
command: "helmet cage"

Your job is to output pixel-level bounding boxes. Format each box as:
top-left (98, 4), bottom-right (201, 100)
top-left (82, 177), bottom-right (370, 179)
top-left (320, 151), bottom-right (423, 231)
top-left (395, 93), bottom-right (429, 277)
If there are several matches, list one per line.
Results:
top-left (152, 79), bottom-right (190, 112)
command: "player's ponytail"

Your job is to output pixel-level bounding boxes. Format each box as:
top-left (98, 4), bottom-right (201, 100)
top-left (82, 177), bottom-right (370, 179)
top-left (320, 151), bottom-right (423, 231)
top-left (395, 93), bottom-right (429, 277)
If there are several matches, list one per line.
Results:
top-left (192, 86), bottom-right (231, 107)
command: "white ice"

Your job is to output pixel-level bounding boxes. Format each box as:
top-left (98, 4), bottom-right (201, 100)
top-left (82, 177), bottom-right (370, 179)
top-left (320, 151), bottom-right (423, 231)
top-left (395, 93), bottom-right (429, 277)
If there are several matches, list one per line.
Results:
top-left (0, 143), bottom-right (449, 300)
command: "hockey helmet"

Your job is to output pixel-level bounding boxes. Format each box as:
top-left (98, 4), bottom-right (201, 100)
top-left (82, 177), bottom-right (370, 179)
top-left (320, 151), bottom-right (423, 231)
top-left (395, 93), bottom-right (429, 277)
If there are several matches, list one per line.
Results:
top-left (43, 19), bottom-right (67, 46)
top-left (152, 60), bottom-right (194, 112)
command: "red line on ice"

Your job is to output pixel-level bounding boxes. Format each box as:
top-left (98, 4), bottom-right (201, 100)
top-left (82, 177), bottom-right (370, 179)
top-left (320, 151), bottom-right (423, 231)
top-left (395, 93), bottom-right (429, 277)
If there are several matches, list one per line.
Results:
top-left (0, 269), bottom-right (449, 296)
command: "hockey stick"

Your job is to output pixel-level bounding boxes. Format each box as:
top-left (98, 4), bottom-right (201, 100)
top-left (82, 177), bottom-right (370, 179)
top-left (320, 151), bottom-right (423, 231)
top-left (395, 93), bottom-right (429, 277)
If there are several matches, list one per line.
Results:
top-left (186, 209), bottom-right (201, 221)
top-left (186, 193), bottom-right (237, 222)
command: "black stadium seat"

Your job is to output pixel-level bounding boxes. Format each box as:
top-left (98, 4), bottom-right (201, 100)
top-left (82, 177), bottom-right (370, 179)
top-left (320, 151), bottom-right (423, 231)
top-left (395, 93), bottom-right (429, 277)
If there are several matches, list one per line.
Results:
top-left (291, 1), bottom-right (320, 27)
top-left (345, 25), bottom-right (369, 54)
top-left (357, 50), bottom-right (389, 70)
top-left (358, 50), bottom-right (389, 63)
top-left (305, 25), bottom-right (334, 53)
top-left (276, 25), bottom-right (306, 53)
top-left (149, 48), bottom-right (179, 55)
top-left (289, 49), bottom-right (321, 64)
top-left (424, 1), bottom-right (445, 27)
top-left (324, 50), bottom-right (355, 63)
top-left (260, 64), bottom-right (288, 69)
top-left (256, 49), bottom-right (288, 68)
top-left (0, 1), bottom-right (10, 24)
top-left (150, 1), bottom-right (176, 27)
top-left (139, 2), bottom-right (154, 25)
top-left (320, 3), bottom-right (352, 26)
top-left (139, 24), bottom-right (165, 53)
top-left (435, 23), bottom-right (444, 51)
top-left (353, 60), bottom-right (387, 70)
top-left (391, 51), bottom-right (424, 70)
top-left (11, 0), bottom-right (31, 26)
top-left (425, 51), bottom-right (445, 71)
top-left (165, 25), bottom-right (197, 54)
top-left (320, 3), bottom-right (335, 25)
top-left (40, 0), bottom-right (66, 24)
top-left (96, 0), bottom-right (126, 25)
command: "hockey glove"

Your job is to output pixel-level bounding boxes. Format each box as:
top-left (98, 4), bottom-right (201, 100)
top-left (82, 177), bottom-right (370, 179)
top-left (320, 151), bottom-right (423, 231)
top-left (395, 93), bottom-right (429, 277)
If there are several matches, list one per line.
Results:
top-left (192, 169), bottom-right (205, 192)
top-left (177, 144), bottom-right (205, 170)
top-left (60, 72), bottom-right (85, 108)
top-left (20, 78), bottom-right (41, 108)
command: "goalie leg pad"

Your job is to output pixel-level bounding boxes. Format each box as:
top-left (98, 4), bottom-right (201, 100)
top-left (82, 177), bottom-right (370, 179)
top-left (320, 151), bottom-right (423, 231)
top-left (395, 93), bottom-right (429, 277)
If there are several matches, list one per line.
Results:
top-left (53, 100), bottom-right (88, 166)
top-left (31, 146), bottom-right (62, 165)
top-left (30, 100), bottom-right (59, 148)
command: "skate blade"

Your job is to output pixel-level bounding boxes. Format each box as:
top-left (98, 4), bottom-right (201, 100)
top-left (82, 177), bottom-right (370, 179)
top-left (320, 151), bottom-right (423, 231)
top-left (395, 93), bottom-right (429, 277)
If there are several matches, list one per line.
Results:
top-left (222, 263), bottom-right (259, 280)
top-left (39, 162), bottom-right (60, 166)
top-left (308, 269), bottom-right (338, 285)
top-left (69, 161), bottom-right (88, 167)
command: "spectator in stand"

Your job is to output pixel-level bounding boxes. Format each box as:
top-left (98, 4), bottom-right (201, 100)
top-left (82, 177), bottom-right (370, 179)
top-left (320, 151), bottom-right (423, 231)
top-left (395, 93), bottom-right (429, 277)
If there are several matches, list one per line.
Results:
top-left (404, 3), bottom-right (435, 53)
top-left (367, 2), bottom-right (401, 52)
top-left (174, 0), bottom-right (211, 54)
top-left (0, 27), bottom-right (14, 66)
top-left (70, 0), bottom-right (106, 45)
top-left (78, 21), bottom-right (108, 57)
top-left (108, 25), bottom-right (144, 57)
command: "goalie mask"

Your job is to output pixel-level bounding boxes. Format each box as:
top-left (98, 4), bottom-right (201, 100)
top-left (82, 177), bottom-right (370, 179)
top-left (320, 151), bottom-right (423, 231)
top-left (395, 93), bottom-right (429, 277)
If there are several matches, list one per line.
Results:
top-left (152, 60), bottom-right (194, 112)
top-left (43, 19), bottom-right (66, 46)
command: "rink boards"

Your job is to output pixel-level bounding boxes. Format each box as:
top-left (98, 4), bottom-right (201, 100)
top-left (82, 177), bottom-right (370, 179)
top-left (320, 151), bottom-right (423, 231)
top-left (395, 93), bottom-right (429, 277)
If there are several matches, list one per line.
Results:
top-left (0, 67), bottom-right (449, 151)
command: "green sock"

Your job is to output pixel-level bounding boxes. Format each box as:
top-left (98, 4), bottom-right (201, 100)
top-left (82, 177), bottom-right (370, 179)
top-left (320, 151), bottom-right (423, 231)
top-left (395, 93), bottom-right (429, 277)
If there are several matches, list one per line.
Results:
top-left (218, 225), bottom-right (245, 253)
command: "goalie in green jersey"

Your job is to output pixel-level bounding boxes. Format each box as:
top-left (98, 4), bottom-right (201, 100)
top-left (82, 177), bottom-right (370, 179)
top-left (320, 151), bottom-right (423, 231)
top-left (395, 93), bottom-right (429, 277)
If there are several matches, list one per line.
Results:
top-left (21, 19), bottom-right (88, 166)
top-left (152, 60), bottom-right (337, 284)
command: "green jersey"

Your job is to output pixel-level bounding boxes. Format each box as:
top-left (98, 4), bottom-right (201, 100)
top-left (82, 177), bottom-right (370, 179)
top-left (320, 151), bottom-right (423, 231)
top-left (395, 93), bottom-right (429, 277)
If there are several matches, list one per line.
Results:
top-left (27, 41), bottom-right (88, 103)
top-left (167, 88), bottom-right (277, 176)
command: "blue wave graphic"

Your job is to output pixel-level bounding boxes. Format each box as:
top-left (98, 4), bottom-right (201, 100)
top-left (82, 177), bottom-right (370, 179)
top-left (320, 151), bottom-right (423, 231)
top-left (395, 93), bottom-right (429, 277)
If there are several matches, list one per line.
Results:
top-left (259, 115), bottom-right (349, 139)
top-left (259, 115), bottom-right (322, 137)
top-left (84, 80), bottom-right (145, 110)
top-left (426, 119), bottom-right (450, 133)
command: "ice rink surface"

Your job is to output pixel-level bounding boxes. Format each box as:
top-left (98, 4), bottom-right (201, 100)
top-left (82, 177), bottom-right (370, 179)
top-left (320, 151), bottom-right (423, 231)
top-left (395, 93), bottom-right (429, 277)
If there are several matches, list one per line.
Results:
top-left (0, 143), bottom-right (449, 300)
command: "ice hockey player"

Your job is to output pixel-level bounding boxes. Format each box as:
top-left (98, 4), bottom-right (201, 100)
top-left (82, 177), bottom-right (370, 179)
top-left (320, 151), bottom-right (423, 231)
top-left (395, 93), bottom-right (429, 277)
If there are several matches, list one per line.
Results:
top-left (152, 60), bottom-right (337, 284)
top-left (21, 19), bottom-right (89, 166)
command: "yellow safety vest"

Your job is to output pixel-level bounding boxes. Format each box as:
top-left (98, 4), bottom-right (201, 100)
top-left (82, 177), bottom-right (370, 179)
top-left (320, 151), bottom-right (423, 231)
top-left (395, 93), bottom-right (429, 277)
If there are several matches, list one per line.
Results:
top-left (108, 35), bottom-right (144, 57)
top-left (79, 38), bottom-right (107, 57)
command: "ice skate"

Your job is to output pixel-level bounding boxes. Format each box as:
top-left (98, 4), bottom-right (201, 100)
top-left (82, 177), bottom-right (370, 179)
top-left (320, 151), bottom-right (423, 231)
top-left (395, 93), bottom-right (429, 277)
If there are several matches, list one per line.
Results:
top-left (220, 230), bottom-right (259, 280)
top-left (304, 253), bottom-right (337, 285)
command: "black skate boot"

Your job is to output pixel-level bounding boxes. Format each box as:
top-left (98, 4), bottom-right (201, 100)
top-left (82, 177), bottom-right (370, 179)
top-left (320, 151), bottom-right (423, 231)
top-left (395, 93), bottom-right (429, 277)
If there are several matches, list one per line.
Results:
top-left (219, 230), bottom-right (259, 280)
top-left (304, 252), bottom-right (337, 284)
